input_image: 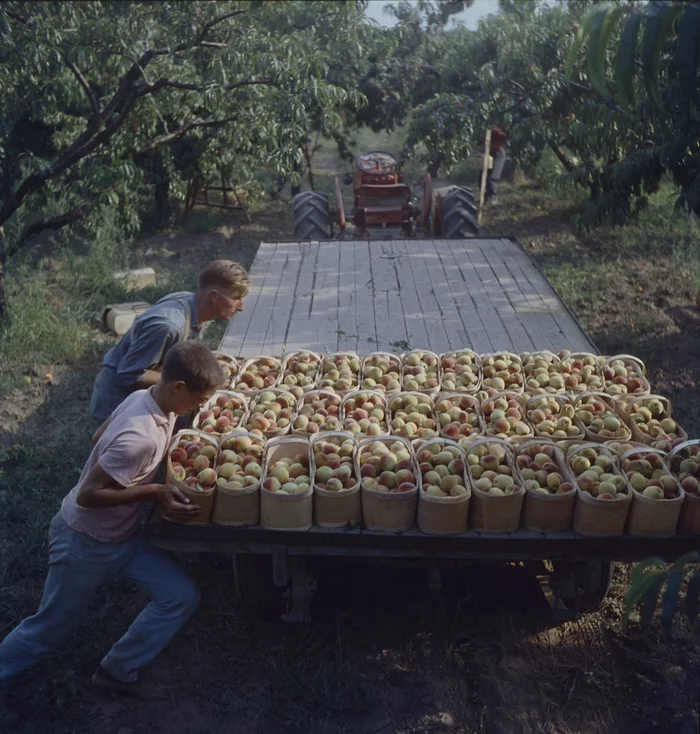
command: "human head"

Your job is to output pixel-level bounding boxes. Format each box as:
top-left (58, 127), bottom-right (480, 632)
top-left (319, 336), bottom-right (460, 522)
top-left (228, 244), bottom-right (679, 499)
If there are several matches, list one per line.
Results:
top-left (159, 341), bottom-right (227, 415)
top-left (197, 260), bottom-right (250, 322)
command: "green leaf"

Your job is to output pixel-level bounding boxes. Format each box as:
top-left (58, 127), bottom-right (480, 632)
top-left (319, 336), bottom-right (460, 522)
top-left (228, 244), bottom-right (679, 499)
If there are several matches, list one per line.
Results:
top-left (676, 1), bottom-right (700, 110)
top-left (587, 4), bottom-right (623, 99)
top-left (669, 550), bottom-right (700, 572)
top-left (566, 4), bottom-right (600, 81)
top-left (640, 574), bottom-right (666, 634)
top-left (686, 570), bottom-right (700, 627)
top-left (624, 557), bottom-right (666, 618)
top-left (615, 8), bottom-right (644, 107)
top-left (641, 1), bottom-right (683, 112)
top-left (661, 568), bottom-right (684, 640)
top-left (625, 569), bottom-right (665, 620)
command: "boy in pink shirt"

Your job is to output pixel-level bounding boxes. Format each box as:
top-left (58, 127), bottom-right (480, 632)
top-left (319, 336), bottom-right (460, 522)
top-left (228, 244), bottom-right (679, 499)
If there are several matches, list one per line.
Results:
top-left (0, 341), bottom-right (225, 722)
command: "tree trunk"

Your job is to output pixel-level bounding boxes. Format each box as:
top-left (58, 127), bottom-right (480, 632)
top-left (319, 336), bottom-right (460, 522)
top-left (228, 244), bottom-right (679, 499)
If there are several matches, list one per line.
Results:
top-left (0, 227), bottom-right (8, 327)
top-left (548, 141), bottom-right (575, 173)
top-left (153, 149), bottom-right (171, 225)
top-left (0, 270), bottom-right (9, 327)
top-left (301, 141), bottom-right (314, 192)
top-left (290, 157), bottom-right (302, 196)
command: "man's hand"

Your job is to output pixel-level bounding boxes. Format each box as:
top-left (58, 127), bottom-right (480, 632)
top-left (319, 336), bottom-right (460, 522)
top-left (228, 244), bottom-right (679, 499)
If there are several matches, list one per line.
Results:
top-left (157, 484), bottom-right (202, 521)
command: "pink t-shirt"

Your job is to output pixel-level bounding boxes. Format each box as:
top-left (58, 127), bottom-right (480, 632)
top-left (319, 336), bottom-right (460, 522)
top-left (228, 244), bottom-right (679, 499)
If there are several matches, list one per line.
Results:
top-left (61, 388), bottom-right (176, 542)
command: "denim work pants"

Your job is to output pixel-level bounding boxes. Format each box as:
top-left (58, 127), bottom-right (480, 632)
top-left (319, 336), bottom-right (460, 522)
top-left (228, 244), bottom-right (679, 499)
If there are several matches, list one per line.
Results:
top-left (486, 148), bottom-right (506, 198)
top-left (0, 514), bottom-right (199, 689)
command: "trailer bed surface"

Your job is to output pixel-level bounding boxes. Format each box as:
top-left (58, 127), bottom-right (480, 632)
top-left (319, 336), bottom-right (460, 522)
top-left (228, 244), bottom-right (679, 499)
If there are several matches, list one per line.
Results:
top-left (220, 238), bottom-right (595, 357)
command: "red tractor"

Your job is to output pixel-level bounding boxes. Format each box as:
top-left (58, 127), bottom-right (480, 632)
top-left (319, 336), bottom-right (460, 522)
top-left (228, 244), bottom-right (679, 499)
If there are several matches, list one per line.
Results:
top-left (293, 151), bottom-right (479, 240)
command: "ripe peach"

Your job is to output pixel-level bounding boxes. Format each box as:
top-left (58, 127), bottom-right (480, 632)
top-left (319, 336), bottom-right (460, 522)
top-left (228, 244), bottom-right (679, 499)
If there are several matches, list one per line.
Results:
top-left (326, 478), bottom-right (344, 492)
top-left (197, 468), bottom-right (217, 487)
top-left (170, 447), bottom-right (187, 464)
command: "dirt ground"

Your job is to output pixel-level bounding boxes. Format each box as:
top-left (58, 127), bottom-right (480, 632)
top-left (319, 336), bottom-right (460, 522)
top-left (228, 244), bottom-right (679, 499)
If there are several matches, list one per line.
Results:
top-left (1, 169), bottom-right (699, 733)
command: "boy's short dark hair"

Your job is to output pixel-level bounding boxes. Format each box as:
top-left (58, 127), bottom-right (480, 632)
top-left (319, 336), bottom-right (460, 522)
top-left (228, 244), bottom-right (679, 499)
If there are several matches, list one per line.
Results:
top-left (162, 342), bottom-right (226, 392)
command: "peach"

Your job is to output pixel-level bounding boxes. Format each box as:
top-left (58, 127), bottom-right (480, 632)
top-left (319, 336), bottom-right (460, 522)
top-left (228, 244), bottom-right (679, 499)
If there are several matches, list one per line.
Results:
top-left (197, 468), bottom-right (217, 486)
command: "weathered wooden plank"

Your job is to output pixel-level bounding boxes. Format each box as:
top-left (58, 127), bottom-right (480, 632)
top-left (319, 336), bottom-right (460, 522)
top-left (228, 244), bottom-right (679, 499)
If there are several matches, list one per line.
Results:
top-left (372, 240), bottom-right (408, 352)
top-left (386, 287), bottom-right (409, 353)
top-left (239, 242), bottom-right (295, 355)
top-left (498, 240), bottom-right (596, 352)
top-left (421, 241), bottom-right (471, 351)
top-left (261, 243), bottom-right (305, 356)
top-left (308, 240), bottom-right (341, 352)
top-left (372, 239), bottom-right (400, 291)
top-left (433, 241), bottom-right (494, 353)
top-left (337, 242), bottom-right (359, 352)
top-left (392, 239), bottom-right (432, 350)
top-left (478, 241), bottom-right (546, 352)
top-left (404, 240), bottom-right (452, 353)
top-left (353, 240), bottom-right (377, 352)
top-left (221, 242), bottom-right (277, 355)
top-left (470, 241), bottom-right (535, 353)
top-left (287, 242), bottom-right (319, 324)
top-left (449, 240), bottom-right (513, 350)
top-left (491, 241), bottom-right (570, 351)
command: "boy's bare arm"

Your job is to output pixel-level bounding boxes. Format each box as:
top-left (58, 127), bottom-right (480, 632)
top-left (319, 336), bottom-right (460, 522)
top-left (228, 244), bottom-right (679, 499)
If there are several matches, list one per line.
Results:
top-left (134, 369), bottom-right (161, 389)
top-left (91, 415), bottom-right (112, 446)
top-left (76, 463), bottom-right (200, 520)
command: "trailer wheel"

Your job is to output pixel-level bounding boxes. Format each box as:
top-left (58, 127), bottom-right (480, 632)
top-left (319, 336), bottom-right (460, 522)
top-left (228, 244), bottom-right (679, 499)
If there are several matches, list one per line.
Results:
top-left (438, 186), bottom-right (479, 238)
top-left (577, 560), bottom-right (615, 612)
top-left (553, 560), bottom-right (616, 614)
top-left (232, 553), bottom-right (285, 619)
top-left (293, 191), bottom-right (330, 240)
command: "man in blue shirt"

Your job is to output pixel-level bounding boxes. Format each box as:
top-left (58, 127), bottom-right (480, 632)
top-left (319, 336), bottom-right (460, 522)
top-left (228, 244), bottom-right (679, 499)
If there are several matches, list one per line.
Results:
top-left (90, 260), bottom-right (249, 423)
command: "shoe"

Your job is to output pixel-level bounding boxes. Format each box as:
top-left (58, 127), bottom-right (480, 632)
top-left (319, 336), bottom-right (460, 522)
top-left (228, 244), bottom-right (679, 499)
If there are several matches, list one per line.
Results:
top-left (91, 667), bottom-right (168, 701)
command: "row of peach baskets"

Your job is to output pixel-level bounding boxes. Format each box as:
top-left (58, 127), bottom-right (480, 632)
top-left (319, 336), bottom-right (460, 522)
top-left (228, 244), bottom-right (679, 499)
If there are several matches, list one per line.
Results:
top-left (164, 426), bottom-right (700, 538)
top-left (192, 385), bottom-right (685, 452)
top-left (213, 349), bottom-right (651, 398)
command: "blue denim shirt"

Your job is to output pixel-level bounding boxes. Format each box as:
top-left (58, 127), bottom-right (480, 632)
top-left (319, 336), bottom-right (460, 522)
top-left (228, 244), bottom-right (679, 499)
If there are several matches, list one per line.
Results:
top-left (90, 292), bottom-right (201, 421)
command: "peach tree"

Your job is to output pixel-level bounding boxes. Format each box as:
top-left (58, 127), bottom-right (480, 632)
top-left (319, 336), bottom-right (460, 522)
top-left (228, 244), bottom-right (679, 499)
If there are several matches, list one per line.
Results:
top-left (0, 0), bottom-right (365, 324)
top-left (567, 1), bottom-right (700, 223)
top-left (401, 0), bottom-right (651, 201)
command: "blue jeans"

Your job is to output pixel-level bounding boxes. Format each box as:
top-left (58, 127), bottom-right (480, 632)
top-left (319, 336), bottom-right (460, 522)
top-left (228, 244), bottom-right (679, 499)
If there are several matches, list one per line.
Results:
top-left (0, 515), bottom-right (199, 689)
top-left (486, 148), bottom-right (506, 199)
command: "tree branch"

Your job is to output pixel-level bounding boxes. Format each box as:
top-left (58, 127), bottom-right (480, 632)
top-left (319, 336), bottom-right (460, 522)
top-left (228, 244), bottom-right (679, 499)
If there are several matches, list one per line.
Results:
top-left (6, 206), bottom-right (86, 262)
top-left (173, 9), bottom-right (247, 52)
top-left (0, 9), bottom-right (255, 233)
top-left (65, 59), bottom-right (100, 122)
top-left (140, 114), bottom-right (239, 151)
top-left (144, 77), bottom-right (277, 94)
top-left (548, 141), bottom-right (575, 173)
top-left (3, 7), bottom-right (30, 23)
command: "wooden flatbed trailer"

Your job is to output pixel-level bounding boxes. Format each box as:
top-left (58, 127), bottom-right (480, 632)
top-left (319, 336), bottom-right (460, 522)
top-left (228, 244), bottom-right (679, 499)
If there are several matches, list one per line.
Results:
top-left (146, 237), bottom-right (697, 621)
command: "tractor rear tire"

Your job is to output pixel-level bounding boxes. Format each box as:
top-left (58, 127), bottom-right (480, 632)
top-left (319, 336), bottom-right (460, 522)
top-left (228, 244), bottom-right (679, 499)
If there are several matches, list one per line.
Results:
top-left (293, 191), bottom-right (330, 240)
top-left (439, 186), bottom-right (479, 238)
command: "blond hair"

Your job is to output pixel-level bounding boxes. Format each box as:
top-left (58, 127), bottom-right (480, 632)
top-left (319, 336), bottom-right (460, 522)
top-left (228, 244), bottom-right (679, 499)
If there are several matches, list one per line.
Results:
top-left (198, 260), bottom-right (250, 297)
